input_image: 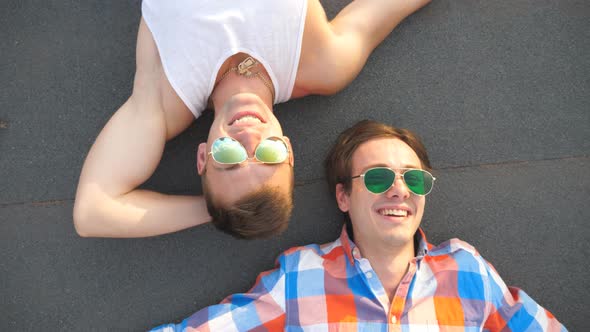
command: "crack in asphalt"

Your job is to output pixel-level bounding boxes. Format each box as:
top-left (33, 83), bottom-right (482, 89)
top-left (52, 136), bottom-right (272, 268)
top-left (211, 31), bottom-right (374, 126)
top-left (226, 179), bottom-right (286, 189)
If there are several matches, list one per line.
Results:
top-left (1, 155), bottom-right (588, 208)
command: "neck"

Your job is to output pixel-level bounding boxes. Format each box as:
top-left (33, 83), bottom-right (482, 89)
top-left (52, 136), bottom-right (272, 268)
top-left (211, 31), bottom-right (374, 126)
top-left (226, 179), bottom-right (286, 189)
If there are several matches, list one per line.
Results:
top-left (210, 55), bottom-right (274, 115)
top-left (210, 74), bottom-right (274, 115)
top-left (355, 239), bottom-right (415, 303)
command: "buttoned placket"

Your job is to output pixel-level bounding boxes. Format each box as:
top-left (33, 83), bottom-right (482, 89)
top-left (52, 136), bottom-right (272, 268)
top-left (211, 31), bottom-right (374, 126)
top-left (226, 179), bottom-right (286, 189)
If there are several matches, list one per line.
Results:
top-left (351, 246), bottom-right (417, 330)
top-left (387, 257), bottom-right (419, 331)
top-left (348, 237), bottom-right (428, 330)
top-left (351, 246), bottom-right (391, 314)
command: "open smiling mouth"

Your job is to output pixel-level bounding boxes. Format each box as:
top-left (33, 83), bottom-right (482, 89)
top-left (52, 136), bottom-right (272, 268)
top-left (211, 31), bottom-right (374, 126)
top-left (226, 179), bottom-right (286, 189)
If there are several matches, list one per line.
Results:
top-left (378, 208), bottom-right (410, 217)
top-left (229, 111), bottom-right (265, 125)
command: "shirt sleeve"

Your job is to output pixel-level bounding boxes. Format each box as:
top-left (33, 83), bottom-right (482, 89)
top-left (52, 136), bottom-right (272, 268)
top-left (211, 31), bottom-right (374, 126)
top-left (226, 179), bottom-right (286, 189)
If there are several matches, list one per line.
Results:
top-left (482, 261), bottom-right (567, 331)
top-left (149, 256), bottom-right (287, 332)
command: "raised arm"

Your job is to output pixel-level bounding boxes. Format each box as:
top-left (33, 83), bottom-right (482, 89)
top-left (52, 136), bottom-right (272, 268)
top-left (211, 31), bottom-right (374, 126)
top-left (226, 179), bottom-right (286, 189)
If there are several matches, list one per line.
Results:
top-left (296, 0), bottom-right (431, 95)
top-left (73, 19), bottom-right (209, 237)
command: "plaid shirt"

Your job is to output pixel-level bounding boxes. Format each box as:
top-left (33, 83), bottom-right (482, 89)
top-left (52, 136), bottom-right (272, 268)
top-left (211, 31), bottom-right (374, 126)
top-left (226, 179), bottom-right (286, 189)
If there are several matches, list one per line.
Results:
top-left (152, 227), bottom-right (566, 331)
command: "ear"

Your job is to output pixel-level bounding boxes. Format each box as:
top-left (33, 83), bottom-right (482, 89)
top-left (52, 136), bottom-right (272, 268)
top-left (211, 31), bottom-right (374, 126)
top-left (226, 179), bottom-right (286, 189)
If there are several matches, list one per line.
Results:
top-left (335, 183), bottom-right (350, 212)
top-left (197, 142), bottom-right (208, 175)
top-left (283, 136), bottom-right (294, 166)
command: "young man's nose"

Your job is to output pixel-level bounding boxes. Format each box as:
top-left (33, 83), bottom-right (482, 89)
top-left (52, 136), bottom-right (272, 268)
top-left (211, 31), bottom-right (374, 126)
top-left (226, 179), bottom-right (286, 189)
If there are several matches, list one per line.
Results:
top-left (385, 175), bottom-right (411, 199)
top-left (233, 131), bottom-right (262, 156)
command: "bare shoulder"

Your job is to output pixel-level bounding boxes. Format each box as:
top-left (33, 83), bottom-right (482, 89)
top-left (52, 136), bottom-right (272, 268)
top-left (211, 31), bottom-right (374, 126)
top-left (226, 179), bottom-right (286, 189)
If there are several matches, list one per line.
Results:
top-left (294, 0), bottom-right (365, 97)
top-left (293, 0), bottom-right (431, 98)
top-left (135, 18), bottom-right (193, 139)
top-left (292, 0), bottom-right (335, 97)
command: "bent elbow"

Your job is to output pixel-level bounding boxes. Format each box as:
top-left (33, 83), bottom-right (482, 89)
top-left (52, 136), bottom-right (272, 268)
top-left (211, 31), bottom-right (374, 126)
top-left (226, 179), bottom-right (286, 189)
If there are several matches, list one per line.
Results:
top-left (73, 198), bottom-right (94, 237)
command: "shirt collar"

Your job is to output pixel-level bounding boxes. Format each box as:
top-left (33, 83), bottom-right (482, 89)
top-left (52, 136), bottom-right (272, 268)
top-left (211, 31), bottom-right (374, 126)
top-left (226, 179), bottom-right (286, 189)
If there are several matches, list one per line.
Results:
top-left (340, 226), bottom-right (356, 265)
top-left (415, 228), bottom-right (430, 258)
top-left (339, 226), bottom-right (431, 266)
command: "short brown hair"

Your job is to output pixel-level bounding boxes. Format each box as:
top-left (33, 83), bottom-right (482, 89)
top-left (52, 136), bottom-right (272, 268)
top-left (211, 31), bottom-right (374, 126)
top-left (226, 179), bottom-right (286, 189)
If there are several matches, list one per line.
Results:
top-left (202, 173), bottom-right (294, 239)
top-left (324, 120), bottom-right (432, 194)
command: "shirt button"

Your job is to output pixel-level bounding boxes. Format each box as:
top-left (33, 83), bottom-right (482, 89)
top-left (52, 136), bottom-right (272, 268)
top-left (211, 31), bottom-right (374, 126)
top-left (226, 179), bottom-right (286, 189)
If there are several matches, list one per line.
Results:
top-left (366, 272), bottom-right (373, 278)
top-left (352, 248), bottom-right (361, 259)
top-left (391, 315), bottom-right (397, 324)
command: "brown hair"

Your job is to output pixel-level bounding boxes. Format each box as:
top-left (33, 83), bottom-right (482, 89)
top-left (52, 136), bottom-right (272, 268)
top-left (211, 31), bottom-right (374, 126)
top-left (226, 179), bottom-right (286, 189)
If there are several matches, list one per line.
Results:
top-left (202, 173), bottom-right (294, 239)
top-left (324, 120), bottom-right (432, 195)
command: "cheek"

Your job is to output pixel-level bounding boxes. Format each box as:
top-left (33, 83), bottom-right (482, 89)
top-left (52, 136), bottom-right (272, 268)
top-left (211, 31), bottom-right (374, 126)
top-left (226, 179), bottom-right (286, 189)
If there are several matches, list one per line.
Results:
top-left (208, 118), bottom-right (228, 137)
top-left (349, 191), bottom-right (371, 213)
top-left (413, 197), bottom-right (426, 216)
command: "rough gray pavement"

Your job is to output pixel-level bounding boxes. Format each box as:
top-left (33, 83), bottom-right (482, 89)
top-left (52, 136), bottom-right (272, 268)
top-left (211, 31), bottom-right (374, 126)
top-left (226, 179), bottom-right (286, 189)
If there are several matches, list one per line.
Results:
top-left (2, 0), bottom-right (589, 330)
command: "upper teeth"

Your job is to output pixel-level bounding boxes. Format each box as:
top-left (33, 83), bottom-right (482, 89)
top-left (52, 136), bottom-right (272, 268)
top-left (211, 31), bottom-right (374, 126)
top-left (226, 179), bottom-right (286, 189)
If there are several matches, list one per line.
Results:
top-left (380, 209), bottom-right (408, 217)
top-left (233, 115), bottom-right (261, 124)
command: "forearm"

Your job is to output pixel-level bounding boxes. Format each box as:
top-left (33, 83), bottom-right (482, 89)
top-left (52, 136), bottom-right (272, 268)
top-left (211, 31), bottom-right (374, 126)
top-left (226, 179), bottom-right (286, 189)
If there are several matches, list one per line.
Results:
top-left (74, 188), bottom-right (209, 238)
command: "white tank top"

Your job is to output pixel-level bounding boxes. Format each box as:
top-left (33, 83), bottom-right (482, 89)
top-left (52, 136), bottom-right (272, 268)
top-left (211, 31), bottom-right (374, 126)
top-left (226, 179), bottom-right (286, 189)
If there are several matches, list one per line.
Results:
top-left (142, 0), bottom-right (308, 118)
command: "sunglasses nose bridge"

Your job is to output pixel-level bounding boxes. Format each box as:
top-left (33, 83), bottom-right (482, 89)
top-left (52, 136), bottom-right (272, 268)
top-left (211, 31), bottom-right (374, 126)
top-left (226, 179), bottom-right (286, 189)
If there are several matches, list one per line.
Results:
top-left (386, 170), bottom-right (402, 185)
top-left (384, 171), bottom-right (412, 196)
top-left (240, 142), bottom-right (258, 159)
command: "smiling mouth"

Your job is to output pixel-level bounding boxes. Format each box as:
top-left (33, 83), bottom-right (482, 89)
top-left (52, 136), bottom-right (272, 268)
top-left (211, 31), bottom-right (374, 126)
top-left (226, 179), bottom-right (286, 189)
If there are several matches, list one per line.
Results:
top-left (378, 208), bottom-right (410, 217)
top-left (229, 111), bottom-right (265, 126)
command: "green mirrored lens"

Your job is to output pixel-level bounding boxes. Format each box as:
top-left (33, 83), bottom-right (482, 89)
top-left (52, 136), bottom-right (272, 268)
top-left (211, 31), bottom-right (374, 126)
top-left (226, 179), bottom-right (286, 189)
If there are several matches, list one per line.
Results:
top-left (255, 138), bottom-right (288, 163)
top-left (364, 168), bottom-right (395, 194)
top-left (404, 169), bottom-right (433, 195)
top-left (211, 137), bottom-right (247, 164)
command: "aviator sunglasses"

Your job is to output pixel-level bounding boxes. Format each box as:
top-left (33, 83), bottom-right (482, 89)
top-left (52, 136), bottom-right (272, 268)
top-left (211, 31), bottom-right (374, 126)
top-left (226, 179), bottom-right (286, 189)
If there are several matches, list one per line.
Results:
top-left (351, 167), bottom-right (436, 196)
top-left (209, 136), bottom-right (290, 167)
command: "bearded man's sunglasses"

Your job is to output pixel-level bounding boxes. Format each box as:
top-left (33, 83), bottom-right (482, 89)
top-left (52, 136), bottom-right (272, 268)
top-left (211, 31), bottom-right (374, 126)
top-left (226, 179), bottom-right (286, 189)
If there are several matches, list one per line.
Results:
top-left (208, 136), bottom-right (290, 168)
top-left (351, 167), bottom-right (435, 196)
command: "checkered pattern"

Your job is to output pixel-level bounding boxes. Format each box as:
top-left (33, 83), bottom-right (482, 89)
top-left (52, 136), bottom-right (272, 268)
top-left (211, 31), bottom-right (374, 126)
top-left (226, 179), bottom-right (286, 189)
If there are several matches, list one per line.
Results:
top-left (151, 228), bottom-right (566, 331)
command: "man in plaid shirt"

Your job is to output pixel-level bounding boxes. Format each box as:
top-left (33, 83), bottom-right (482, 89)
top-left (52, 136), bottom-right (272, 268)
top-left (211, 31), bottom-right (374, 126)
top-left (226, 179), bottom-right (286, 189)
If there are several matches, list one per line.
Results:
top-left (152, 120), bottom-right (566, 331)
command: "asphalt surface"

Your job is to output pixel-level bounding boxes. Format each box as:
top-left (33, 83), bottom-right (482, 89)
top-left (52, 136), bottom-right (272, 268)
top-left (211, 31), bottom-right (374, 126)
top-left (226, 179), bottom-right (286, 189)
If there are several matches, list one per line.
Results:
top-left (1, 0), bottom-right (589, 330)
